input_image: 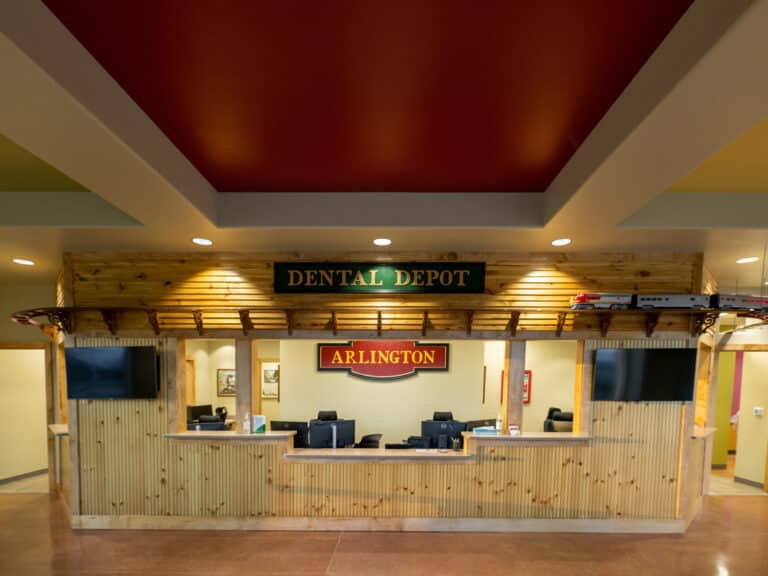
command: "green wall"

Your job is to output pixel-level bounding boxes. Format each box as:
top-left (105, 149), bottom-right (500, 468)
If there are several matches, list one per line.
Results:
top-left (712, 352), bottom-right (735, 468)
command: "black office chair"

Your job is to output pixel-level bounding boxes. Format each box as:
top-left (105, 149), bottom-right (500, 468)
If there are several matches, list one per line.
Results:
top-left (544, 407), bottom-right (573, 432)
top-left (215, 407), bottom-right (228, 421)
top-left (354, 434), bottom-right (382, 449)
top-left (317, 410), bottom-right (338, 421)
top-left (433, 411), bottom-right (453, 421)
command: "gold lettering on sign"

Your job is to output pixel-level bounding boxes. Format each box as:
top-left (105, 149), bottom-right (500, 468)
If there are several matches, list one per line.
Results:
top-left (412, 270), bottom-right (425, 286)
top-left (351, 270), bottom-right (367, 287)
top-left (395, 269), bottom-right (410, 286)
top-left (369, 269), bottom-right (384, 286)
top-left (331, 351), bottom-right (343, 364)
top-left (455, 270), bottom-right (469, 287)
top-left (288, 270), bottom-right (303, 286)
top-left (424, 350), bottom-right (436, 364)
top-left (338, 270), bottom-right (352, 286)
top-left (319, 270), bottom-right (334, 286)
top-left (305, 270), bottom-right (318, 286)
top-left (426, 270), bottom-right (439, 286)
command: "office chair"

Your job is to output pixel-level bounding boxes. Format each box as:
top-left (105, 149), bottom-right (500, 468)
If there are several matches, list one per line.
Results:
top-left (354, 434), bottom-right (382, 449)
top-left (317, 410), bottom-right (338, 421)
top-left (433, 411), bottom-right (453, 421)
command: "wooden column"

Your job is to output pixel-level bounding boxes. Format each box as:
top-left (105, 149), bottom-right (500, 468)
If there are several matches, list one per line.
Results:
top-left (250, 340), bottom-right (261, 416)
top-left (501, 341), bottom-right (525, 433)
top-left (235, 339), bottom-right (253, 432)
top-left (167, 338), bottom-right (185, 433)
top-left (67, 398), bottom-right (80, 515)
top-left (574, 341), bottom-right (593, 435)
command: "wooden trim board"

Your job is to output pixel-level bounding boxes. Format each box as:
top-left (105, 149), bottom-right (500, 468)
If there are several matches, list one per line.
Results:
top-left (71, 514), bottom-right (687, 533)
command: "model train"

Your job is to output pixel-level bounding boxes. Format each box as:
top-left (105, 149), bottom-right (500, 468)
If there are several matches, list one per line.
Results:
top-left (570, 292), bottom-right (768, 311)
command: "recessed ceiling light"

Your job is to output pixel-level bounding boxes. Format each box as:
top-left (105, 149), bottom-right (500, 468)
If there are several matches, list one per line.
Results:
top-left (373, 238), bottom-right (392, 247)
top-left (192, 237), bottom-right (213, 246)
top-left (551, 238), bottom-right (571, 247)
top-left (736, 257), bottom-right (759, 264)
top-left (12, 258), bottom-right (35, 266)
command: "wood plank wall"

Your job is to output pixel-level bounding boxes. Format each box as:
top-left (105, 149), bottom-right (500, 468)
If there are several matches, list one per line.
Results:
top-left (76, 398), bottom-right (682, 520)
top-left (66, 252), bottom-right (701, 334)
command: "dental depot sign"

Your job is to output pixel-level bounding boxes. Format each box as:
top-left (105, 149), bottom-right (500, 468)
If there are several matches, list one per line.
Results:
top-left (317, 340), bottom-right (449, 380)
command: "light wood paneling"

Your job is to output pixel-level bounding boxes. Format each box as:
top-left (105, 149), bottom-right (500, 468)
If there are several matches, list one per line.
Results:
top-left (76, 400), bottom-right (683, 521)
top-left (65, 252), bottom-right (702, 335)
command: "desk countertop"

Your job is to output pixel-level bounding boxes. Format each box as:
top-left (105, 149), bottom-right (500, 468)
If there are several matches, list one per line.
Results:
top-left (48, 424), bottom-right (69, 436)
top-left (462, 431), bottom-right (591, 447)
top-left (164, 430), bottom-right (296, 441)
top-left (284, 448), bottom-right (475, 464)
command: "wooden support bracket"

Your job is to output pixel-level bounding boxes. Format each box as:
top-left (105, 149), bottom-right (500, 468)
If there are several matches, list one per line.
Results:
top-left (146, 310), bottom-right (160, 335)
top-left (597, 312), bottom-right (612, 338)
top-left (192, 310), bottom-right (204, 335)
top-left (690, 312), bottom-right (718, 337)
top-left (286, 311), bottom-right (295, 336)
top-left (238, 310), bottom-right (253, 335)
top-left (555, 312), bottom-right (568, 337)
top-left (645, 312), bottom-right (660, 338)
top-left (422, 311), bottom-right (430, 337)
top-left (326, 311), bottom-right (338, 336)
top-left (466, 310), bottom-right (474, 336)
top-left (377, 311), bottom-right (382, 337)
top-left (47, 310), bottom-right (73, 334)
top-left (506, 311), bottom-right (521, 337)
top-left (100, 310), bottom-right (118, 335)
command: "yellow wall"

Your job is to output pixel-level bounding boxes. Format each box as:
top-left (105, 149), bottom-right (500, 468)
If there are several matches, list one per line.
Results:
top-left (712, 352), bottom-right (735, 468)
top-left (523, 341), bottom-right (577, 433)
top-left (0, 349), bottom-right (47, 480)
top-left (482, 341), bottom-right (504, 421)
top-left (278, 340), bottom-right (485, 444)
top-left (256, 340), bottom-right (281, 424)
top-left (734, 352), bottom-right (768, 486)
top-left (185, 339), bottom-right (236, 416)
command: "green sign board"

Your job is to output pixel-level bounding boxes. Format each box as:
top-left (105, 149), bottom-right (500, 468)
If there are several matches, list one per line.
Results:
top-left (274, 262), bottom-right (485, 294)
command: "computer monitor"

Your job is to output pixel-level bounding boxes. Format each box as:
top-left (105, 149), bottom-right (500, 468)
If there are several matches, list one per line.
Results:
top-left (270, 421), bottom-right (309, 448)
top-left (309, 420), bottom-right (356, 448)
top-left (187, 404), bottom-right (213, 422)
top-left (421, 419), bottom-right (466, 449)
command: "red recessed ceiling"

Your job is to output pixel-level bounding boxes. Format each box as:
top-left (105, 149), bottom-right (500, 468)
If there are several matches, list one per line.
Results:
top-left (44, 0), bottom-right (692, 193)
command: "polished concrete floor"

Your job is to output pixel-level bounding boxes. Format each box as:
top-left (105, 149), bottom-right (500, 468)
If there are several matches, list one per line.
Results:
top-left (1, 494), bottom-right (767, 575)
top-left (0, 471), bottom-right (49, 494)
top-left (709, 454), bottom-right (766, 497)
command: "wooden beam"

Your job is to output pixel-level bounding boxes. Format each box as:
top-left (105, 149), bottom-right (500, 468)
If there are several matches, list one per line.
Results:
top-left (286, 310), bottom-right (294, 336)
top-left (501, 341), bottom-right (526, 433)
top-left (168, 338), bottom-right (184, 434)
top-left (506, 311), bottom-right (521, 337)
top-left (235, 339), bottom-right (253, 432)
top-left (100, 310), bottom-right (118, 335)
top-left (251, 341), bottom-right (261, 417)
top-left (422, 311), bottom-right (430, 337)
top-left (556, 312), bottom-right (567, 337)
top-left (238, 309), bottom-right (253, 335)
top-left (146, 310), bottom-right (160, 335)
top-left (192, 310), bottom-right (203, 335)
top-left (573, 341), bottom-right (593, 436)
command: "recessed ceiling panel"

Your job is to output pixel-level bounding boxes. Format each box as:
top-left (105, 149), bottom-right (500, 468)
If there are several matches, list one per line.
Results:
top-left (44, 0), bottom-right (692, 192)
top-left (0, 132), bottom-right (84, 191)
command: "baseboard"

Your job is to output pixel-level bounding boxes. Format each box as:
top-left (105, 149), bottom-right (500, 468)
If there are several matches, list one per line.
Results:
top-left (0, 468), bottom-right (47, 485)
top-left (71, 515), bottom-right (686, 534)
top-left (711, 464), bottom-right (727, 470)
top-left (734, 476), bottom-right (765, 490)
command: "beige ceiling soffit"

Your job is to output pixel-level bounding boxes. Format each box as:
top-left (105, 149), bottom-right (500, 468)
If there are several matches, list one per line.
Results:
top-left (621, 192), bottom-right (768, 229)
top-left (0, 191), bottom-right (141, 227)
top-left (543, 0), bottom-right (760, 229)
top-left (0, 1), bottom-right (217, 231)
top-left (218, 193), bottom-right (544, 228)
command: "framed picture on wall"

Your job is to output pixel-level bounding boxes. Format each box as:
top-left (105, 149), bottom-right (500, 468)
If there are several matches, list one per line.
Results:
top-left (216, 369), bottom-right (236, 397)
top-left (522, 370), bottom-right (532, 404)
top-left (260, 360), bottom-right (280, 400)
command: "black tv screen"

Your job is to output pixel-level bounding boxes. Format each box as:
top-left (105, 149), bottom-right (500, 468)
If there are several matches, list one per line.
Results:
top-left (593, 348), bottom-right (696, 401)
top-left (66, 346), bottom-right (159, 399)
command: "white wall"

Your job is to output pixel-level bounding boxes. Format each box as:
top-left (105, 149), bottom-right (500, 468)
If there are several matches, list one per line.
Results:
top-left (734, 352), bottom-right (768, 486)
top-left (279, 340), bottom-right (486, 444)
top-left (0, 349), bottom-right (47, 480)
top-left (0, 283), bottom-right (55, 341)
top-left (523, 340), bottom-right (577, 433)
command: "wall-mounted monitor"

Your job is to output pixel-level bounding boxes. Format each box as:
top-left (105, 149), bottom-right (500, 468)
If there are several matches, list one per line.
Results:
top-left (66, 346), bottom-right (159, 399)
top-left (593, 348), bottom-right (696, 402)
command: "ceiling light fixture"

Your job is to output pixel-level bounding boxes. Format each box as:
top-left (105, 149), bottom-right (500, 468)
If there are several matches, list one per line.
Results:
top-left (736, 257), bottom-right (758, 264)
top-left (12, 258), bottom-right (35, 266)
top-left (192, 237), bottom-right (213, 246)
top-left (551, 238), bottom-right (571, 247)
top-left (373, 238), bottom-right (392, 247)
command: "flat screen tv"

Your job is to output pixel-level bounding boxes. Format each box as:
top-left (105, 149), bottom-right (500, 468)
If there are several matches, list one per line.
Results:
top-left (66, 346), bottom-right (159, 399)
top-left (593, 348), bottom-right (696, 402)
